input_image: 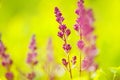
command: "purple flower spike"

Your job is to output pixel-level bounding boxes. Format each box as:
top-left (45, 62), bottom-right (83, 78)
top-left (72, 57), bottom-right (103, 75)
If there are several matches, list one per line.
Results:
top-left (29, 35), bottom-right (37, 51)
top-left (27, 72), bottom-right (36, 80)
top-left (54, 7), bottom-right (75, 79)
top-left (2, 55), bottom-right (13, 67)
top-left (0, 34), bottom-right (14, 80)
top-left (26, 35), bottom-right (38, 80)
top-left (27, 52), bottom-right (38, 65)
top-left (81, 57), bottom-right (93, 70)
top-left (27, 35), bottom-right (38, 66)
top-left (74, 0), bottom-right (98, 75)
top-left (0, 40), bottom-right (6, 56)
top-left (54, 7), bottom-right (72, 52)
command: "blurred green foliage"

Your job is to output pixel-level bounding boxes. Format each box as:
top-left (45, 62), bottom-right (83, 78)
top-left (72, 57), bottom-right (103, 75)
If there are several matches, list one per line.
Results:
top-left (0, 0), bottom-right (120, 80)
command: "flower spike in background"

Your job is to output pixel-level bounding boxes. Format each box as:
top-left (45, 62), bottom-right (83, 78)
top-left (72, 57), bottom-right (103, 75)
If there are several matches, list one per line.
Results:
top-left (26, 35), bottom-right (38, 80)
top-left (43, 37), bottom-right (62, 80)
top-left (0, 34), bottom-right (14, 80)
top-left (74, 0), bottom-right (98, 79)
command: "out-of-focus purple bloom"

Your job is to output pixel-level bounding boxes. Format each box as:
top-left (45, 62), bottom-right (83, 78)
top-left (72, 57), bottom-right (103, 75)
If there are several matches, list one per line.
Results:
top-left (46, 38), bottom-right (54, 62)
top-left (77, 40), bottom-right (84, 50)
top-left (0, 34), bottom-right (14, 80)
top-left (2, 54), bottom-right (13, 67)
top-left (81, 57), bottom-right (93, 70)
top-left (5, 72), bottom-right (14, 80)
top-left (74, 0), bottom-right (95, 37)
top-left (74, 24), bottom-right (79, 32)
top-left (84, 45), bottom-right (98, 57)
top-left (0, 40), bottom-right (6, 57)
top-left (82, 57), bottom-right (98, 72)
top-left (74, 0), bottom-right (98, 72)
top-left (87, 9), bottom-right (95, 24)
top-left (29, 35), bottom-right (37, 51)
top-left (26, 35), bottom-right (38, 80)
top-left (27, 52), bottom-right (38, 65)
top-left (87, 63), bottom-right (98, 72)
top-left (27, 35), bottom-right (38, 66)
top-left (27, 72), bottom-right (36, 80)
top-left (43, 38), bottom-right (61, 80)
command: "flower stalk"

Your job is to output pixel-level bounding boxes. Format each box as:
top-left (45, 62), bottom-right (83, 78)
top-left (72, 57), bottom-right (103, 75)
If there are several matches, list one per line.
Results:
top-left (43, 37), bottom-right (59, 80)
top-left (0, 34), bottom-right (14, 80)
top-left (74, 0), bottom-right (98, 79)
top-left (67, 54), bottom-right (72, 79)
top-left (26, 35), bottom-right (38, 80)
top-left (54, 7), bottom-right (77, 80)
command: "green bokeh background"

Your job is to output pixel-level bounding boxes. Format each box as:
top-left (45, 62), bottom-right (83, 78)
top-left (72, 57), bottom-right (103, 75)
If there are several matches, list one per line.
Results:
top-left (0, 0), bottom-right (120, 79)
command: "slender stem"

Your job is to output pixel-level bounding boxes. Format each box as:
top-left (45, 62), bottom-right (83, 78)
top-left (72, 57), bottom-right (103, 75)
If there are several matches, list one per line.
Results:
top-left (0, 33), bottom-right (1, 41)
top-left (31, 64), bottom-right (34, 72)
top-left (63, 33), bottom-right (67, 44)
top-left (62, 25), bottom-right (72, 79)
top-left (68, 54), bottom-right (72, 80)
top-left (79, 51), bottom-right (82, 79)
top-left (88, 72), bottom-right (91, 80)
top-left (113, 73), bottom-right (116, 80)
top-left (17, 68), bottom-right (27, 79)
top-left (79, 25), bottom-right (82, 79)
top-left (31, 64), bottom-right (35, 80)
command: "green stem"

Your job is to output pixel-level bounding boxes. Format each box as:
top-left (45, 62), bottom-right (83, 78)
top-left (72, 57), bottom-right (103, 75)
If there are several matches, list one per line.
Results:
top-left (79, 25), bottom-right (82, 80)
top-left (68, 54), bottom-right (72, 80)
top-left (80, 51), bottom-right (82, 80)
top-left (113, 73), bottom-right (116, 80)
top-left (0, 33), bottom-right (1, 41)
top-left (88, 72), bottom-right (91, 80)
